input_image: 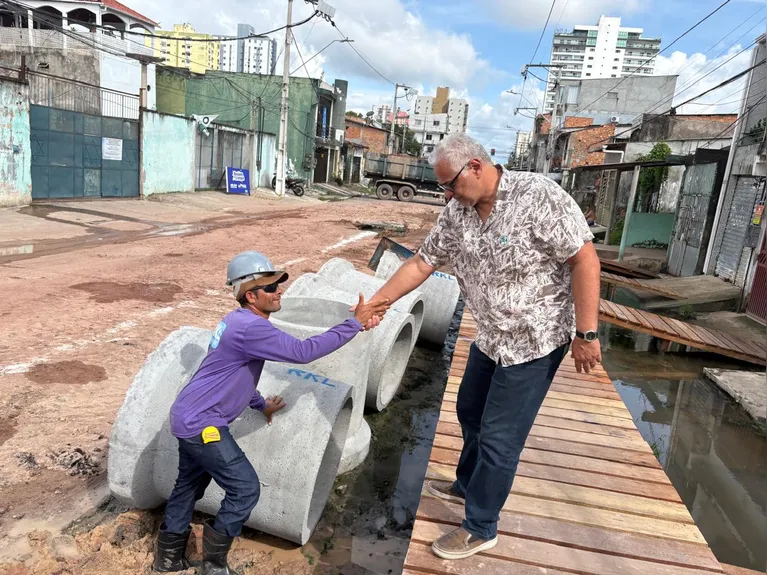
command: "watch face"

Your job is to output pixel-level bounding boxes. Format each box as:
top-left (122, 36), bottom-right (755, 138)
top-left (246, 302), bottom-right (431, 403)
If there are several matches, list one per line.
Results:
top-left (586, 331), bottom-right (598, 342)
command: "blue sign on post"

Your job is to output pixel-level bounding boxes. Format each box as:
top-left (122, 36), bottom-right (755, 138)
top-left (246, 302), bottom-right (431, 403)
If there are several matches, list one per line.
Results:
top-left (225, 167), bottom-right (251, 195)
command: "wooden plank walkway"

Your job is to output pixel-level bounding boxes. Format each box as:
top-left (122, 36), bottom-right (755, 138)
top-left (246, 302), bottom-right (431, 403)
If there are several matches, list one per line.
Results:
top-left (599, 300), bottom-right (766, 366)
top-left (403, 311), bottom-right (727, 575)
top-left (599, 258), bottom-right (660, 279)
top-left (600, 271), bottom-right (684, 299)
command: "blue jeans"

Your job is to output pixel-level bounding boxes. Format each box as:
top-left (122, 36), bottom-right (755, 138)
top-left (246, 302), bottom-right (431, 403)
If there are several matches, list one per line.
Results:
top-left (452, 342), bottom-right (568, 540)
top-left (162, 426), bottom-right (260, 538)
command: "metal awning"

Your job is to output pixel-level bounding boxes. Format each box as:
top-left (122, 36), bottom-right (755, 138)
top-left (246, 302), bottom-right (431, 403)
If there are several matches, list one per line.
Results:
top-left (569, 155), bottom-right (691, 173)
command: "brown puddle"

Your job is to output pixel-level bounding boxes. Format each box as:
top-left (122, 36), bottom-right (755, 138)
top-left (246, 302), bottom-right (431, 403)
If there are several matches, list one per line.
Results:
top-left (26, 361), bottom-right (107, 385)
top-left (70, 282), bottom-right (182, 304)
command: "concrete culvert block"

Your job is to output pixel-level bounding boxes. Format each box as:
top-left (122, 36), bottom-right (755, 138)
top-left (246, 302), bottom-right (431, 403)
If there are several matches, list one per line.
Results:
top-left (110, 326), bottom-right (355, 545)
top-left (108, 326), bottom-right (211, 509)
top-left (271, 297), bottom-right (373, 473)
top-left (317, 257), bottom-right (425, 345)
top-left (376, 250), bottom-right (460, 346)
top-left (284, 274), bottom-right (416, 412)
top-left (154, 362), bottom-right (354, 545)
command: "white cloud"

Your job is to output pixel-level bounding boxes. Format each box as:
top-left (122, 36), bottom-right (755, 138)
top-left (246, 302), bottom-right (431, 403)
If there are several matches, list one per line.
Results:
top-left (128, 0), bottom-right (499, 90)
top-left (479, 0), bottom-right (644, 30)
top-left (655, 44), bottom-right (754, 114)
top-left (466, 83), bottom-right (544, 158)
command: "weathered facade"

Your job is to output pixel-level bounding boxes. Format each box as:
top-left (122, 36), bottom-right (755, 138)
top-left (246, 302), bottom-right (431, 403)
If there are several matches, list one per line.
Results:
top-left (0, 77), bottom-right (32, 207)
top-left (155, 69), bottom-right (347, 183)
top-left (344, 116), bottom-right (389, 155)
top-left (141, 110), bottom-right (196, 196)
top-left (704, 34), bottom-right (766, 322)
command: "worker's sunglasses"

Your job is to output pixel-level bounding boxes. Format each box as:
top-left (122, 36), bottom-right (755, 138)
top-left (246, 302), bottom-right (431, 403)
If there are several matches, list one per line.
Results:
top-left (251, 282), bottom-right (280, 294)
top-left (437, 163), bottom-right (468, 192)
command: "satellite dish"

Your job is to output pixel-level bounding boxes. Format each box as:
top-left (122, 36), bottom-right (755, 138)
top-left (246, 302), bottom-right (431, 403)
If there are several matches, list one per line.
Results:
top-left (192, 114), bottom-right (218, 126)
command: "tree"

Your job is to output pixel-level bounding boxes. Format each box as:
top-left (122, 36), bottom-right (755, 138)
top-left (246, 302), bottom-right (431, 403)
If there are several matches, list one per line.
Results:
top-left (345, 111), bottom-right (363, 118)
top-left (635, 142), bottom-right (672, 212)
top-left (385, 122), bottom-right (422, 156)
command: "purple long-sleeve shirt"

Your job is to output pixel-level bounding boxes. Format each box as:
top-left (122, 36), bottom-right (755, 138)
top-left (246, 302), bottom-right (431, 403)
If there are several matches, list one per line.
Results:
top-left (170, 307), bottom-right (361, 438)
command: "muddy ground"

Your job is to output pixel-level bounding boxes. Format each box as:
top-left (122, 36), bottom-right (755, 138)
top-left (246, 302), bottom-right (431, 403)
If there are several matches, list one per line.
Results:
top-left (0, 193), bottom-right (445, 574)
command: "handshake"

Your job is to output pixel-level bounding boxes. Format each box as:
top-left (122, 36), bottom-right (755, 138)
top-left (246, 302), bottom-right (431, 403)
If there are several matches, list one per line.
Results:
top-left (350, 293), bottom-right (390, 331)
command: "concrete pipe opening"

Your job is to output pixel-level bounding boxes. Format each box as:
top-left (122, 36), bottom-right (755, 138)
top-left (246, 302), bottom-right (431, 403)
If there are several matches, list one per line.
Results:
top-left (376, 250), bottom-right (460, 346)
top-left (317, 258), bottom-right (424, 347)
top-left (284, 273), bottom-right (417, 412)
top-left (271, 297), bottom-right (372, 474)
top-left (304, 394), bottom-right (353, 542)
top-left (377, 319), bottom-right (414, 409)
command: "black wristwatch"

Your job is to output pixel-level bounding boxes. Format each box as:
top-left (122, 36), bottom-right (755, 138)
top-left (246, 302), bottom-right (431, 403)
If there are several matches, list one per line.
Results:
top-left (575, 329), bottom-right (598, 342)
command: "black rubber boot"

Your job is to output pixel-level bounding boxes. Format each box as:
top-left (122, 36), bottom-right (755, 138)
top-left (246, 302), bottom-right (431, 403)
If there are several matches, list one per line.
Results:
top-left (153, 525), bottom-right (192, 572)
top-left (200, 521), bottom-right (240, 575)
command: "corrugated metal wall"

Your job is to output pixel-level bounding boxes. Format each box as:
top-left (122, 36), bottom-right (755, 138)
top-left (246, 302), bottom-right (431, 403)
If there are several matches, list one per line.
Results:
top-left (715, 177), bottom-right (763, 284)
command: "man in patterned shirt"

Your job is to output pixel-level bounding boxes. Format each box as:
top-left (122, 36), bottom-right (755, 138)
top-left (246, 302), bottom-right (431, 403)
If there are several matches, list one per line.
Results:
top-left (369, 133), bottom-right (601, 560)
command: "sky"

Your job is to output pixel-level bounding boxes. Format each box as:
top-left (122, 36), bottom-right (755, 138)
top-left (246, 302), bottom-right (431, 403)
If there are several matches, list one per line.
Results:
top-left (128, 0), bottom-right (766, 159)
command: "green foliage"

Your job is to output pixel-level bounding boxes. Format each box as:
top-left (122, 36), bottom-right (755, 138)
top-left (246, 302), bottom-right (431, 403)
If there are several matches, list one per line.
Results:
top-left (345, 110), bottom-right (363, 118)
top-left (609, 218), bottom-right (624, 245)
top-left (745, 118), bottom-right (766, 142)
top-left (636, 142), bottom-right (672, 212)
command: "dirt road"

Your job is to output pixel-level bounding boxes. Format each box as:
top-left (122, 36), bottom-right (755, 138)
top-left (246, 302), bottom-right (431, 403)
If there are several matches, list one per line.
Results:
top-left (0, 192), bottom-right (442, 573)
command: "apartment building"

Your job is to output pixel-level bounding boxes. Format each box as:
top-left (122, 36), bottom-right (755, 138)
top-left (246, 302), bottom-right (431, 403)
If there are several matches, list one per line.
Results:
top-left (217, 24), bottom-right (277, 75)
top-left (412, 86), bottom-right (468, 147)
top-left (146, 23), bottom-right (219, 74)
top-left (544, 16), bottom-right (660, 111)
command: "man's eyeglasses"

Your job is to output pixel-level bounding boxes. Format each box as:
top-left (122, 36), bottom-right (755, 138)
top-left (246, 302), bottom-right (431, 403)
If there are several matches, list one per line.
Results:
top-left (252, 282), bottom-right (280, 294)
top-left (438, 163), bottom-right (468, 192)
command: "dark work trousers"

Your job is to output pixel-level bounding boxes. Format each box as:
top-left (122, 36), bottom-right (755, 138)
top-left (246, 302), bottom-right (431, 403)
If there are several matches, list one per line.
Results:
top-left (162, 426), bottom-right (260, 538)
top-left (452, 342), bottom-right (568, 540)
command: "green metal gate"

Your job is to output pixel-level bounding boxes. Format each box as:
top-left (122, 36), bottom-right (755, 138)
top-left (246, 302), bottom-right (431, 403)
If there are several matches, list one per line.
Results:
top-left (30, 104), bottom-right (139, 199)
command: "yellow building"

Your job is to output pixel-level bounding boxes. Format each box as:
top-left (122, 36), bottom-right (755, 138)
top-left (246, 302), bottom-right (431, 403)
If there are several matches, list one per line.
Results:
top-left (145, 24), bottom-right (220, 74)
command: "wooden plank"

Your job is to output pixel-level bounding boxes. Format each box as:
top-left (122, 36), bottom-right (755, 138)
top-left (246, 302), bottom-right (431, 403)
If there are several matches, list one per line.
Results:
top-left (550, 383), bottom-right (622, 400)
top-left (664, 317), bottom-right (704, 345)
top-left (428, 447), bottom-right (672, 501)
top-left (720, 563), bottom-right (765, 575)
top-left (529, 413), bottom-right (646, 440)
top-left (524, 434), bottom-right (663, 470)
top-left (411, 520), bottom-right (721, 575)
top-left (538, 406), bottom-right (638, 429)
top-left (620, 305), bottom-right (655, 331)
top-left (430, 444), bottom-right (668, 486)
top-left (435, 420), bottom-right (653, 454)
top-left (413, 498), bottom-right (723, 572)
top-left (541, 397), bottom-right (634, 419)
top-left (546, 389), bottom-right (626, 408)
top-left (422, 464), bottom-right (706, 543)
top-left (404, 541), bottom-right (572, 575)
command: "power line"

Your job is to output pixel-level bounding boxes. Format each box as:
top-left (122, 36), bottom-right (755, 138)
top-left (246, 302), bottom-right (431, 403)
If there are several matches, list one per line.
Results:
top-left (1, 0), bottom-right (319, 43)
top-left (333, 23), bottom-right (395, 85)
top-left (701, 93), bottom-right (767, 148)
top-left (529, 0), bottom-right (558, 64)
top-left (573, 0), bottom-right (734, 114)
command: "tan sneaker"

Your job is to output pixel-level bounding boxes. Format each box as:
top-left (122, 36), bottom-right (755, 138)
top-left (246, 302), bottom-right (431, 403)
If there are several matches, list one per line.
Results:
top-left (431, 526), bottom-right (498, 560)
top-left (426, 480), bottom-right (465, 504)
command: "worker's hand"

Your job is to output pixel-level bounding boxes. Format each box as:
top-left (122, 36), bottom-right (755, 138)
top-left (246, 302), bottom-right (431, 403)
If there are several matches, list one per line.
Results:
top-left (263, 395), bottom-right (286, 425)
top-left (351, 293), bottom-right (390, 330)
top-left (571, 338), bottom-right (602, 374)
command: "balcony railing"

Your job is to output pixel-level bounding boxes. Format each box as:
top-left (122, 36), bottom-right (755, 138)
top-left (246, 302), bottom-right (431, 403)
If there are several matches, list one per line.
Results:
top-left (0, 27), bottom-right (154, 57)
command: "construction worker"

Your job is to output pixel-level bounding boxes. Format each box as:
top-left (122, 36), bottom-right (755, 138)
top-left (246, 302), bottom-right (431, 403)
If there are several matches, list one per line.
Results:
top-left (153, 251), bottom-right (389, 575)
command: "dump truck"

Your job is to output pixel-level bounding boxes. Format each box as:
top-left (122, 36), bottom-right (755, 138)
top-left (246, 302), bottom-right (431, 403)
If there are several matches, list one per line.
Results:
top-left (364, 154), bottom-right (445, 202)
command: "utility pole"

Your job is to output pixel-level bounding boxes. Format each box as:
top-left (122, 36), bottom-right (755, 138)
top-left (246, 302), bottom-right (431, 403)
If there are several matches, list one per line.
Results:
top-left (275, 0), bottom-right (294, 197)
top-left (388, 83), bottom-right (415, 155)
top-left (544, 66), bottom-right (562, 177)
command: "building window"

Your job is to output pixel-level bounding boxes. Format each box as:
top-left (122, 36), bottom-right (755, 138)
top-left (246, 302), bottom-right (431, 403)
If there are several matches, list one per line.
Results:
top-left (585, 73), bottom-right (591, 76)
top-left (433, 120), bottom-right (440, 126)
top-left (612, 66), bottom-right (618, 69)
top-left (614, 58), bottom-right (619, 61)
top-left (426, 134), bottom-right (433, 141)
top-left (586, 65), bottom-right (592, 68)
top-left (588, 56), bottom-right (594, 60)
top-left (611, 74), bottom-right (617, 77)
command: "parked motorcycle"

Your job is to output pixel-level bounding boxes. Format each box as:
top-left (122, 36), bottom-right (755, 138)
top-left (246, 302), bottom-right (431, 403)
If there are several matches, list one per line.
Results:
top-left (271, 174), bottom-right (306, 197)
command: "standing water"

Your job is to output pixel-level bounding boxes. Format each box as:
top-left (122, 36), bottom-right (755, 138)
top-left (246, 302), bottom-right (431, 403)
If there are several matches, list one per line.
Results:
top-left (600, 320), bottom-right (766, 572)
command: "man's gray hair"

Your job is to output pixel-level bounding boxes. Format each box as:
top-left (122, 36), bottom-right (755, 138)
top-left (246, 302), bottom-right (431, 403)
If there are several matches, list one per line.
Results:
top-left (428, 133), bottom-right (493, 171)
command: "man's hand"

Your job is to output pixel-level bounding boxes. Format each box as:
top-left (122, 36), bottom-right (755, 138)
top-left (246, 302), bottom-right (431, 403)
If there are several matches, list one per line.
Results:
top-left (351, 293), bottom-right (390, 331)
top-left (571, 338), bottom-right (602, 374)
top-left (263, 395), bottom-right (287, 425)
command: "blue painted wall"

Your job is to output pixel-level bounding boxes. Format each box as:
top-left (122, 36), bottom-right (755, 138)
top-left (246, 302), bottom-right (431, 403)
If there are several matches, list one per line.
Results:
top-left (0, 79), bottom-right (32, 206)
top-left (141, 110), bottom-right (196, 196)
top-left (626, 213), bottom-right (676, 247)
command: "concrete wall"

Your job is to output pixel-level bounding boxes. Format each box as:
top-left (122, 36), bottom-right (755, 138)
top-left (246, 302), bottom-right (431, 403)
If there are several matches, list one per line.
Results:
top-left (633, 115), bottom-right (737, 142)
top-left (625, 212), bottom-right (676, 247)
top-left (0, 47), bottom-right (100, 87)
top-left (156, 72), bottom-right (321, 181)
top-left (562, 74), bottom-right (677, 116)
top-left (0, 79), bottom-right (32, 207)
top-left (100, 52), bottom-right (156, 110)
top-left (141, 110), bottom-right (195, 196)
